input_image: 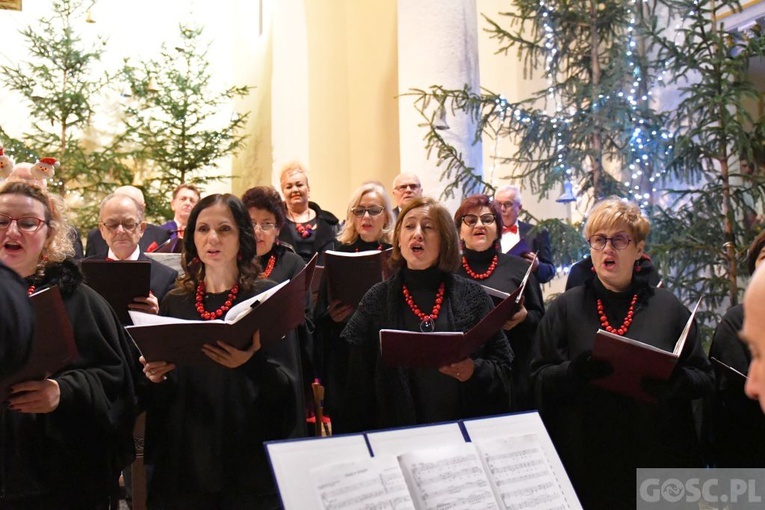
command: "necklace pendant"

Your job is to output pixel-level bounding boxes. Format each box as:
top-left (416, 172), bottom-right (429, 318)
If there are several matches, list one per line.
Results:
top-left (420, 318), bottom-right (435, 333)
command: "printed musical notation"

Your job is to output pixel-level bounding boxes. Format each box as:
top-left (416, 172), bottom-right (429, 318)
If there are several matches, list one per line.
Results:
top-left (477, 434), bottom-right (568, 510)
top-left (398, 443), bottom-right (500, 510)
top-left (310, 457), bottom-right (416, 510)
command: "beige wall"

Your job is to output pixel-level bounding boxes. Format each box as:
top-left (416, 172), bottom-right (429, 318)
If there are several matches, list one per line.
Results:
top-left (301, 0), bottom-right (399, 217)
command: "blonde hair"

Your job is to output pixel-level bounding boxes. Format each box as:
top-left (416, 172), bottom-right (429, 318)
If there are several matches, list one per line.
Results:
top-left (584, 196), bottom-right (650, 243)
top-left (337, 182), bottom-right (394, 245)
top-left (279, 161), bottom-right (309, 187)
top-left (0, 181), bottom-right (75, 271)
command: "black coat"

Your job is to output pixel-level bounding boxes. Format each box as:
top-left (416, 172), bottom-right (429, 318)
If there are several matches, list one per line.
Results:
top-left (338, 269), bottom-right (513, 433)
top-left (708, 304), bottom-right (765, 466)
top-left (457, 248), bottom-right (545, 411)
top-left (277, 201), bottom-right (339, 265)
top-left (2, 261), bottom-right (136, 507)
top-left (144, 282), bottom-right (295, 508)
top-left (0, 262), bottom-right (33, 375)
top-left (531, 278), bottom-right (713, 509)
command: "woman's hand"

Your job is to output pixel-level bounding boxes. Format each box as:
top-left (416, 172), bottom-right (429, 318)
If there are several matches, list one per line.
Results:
top-left (328, 299), bottom-right (354, 323)
top-left (202, 330), bottom-right (262, 368)
top-left (7, 379), bottom-right (60, 413)
top-left (439, 358), bottom-right (475, 382)
top-left (129, 292), bottom-right (160, 315)
top-left (503, 302), bottom-right (528, 331)
top-left (140, 355), bottom-right (176, 383)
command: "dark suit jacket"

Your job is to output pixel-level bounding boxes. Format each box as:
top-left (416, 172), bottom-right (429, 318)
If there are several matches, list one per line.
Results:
top-left (85, 224), bottom-right (171, 258)
top-left (514, 220), bottom-right (555, 284)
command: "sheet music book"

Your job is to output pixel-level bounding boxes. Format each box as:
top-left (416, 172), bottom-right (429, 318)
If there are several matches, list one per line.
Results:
top-left (80, 260), bottom-right (152, 323)
top-left (323, 248), bottom-right (392, 306)
top-left (0, 286), bottom-right (79, 402)
top-left (265, 411), bottom-right (582, 510)
top-left (126, 255), bottom-right (317, 368)
top-left (591, 297), bottom-right (702, 402)
top-left (380, 262), bottom-right (534, 369)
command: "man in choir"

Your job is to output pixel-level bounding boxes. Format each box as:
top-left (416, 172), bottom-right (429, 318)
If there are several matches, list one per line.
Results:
top-left (494, 184), bottom-right (556, 284)
top-left (85, 185), bottom-right (170, 257)
top-left (0, 261), bottom-right (33, 374)
top-left (90, 193), bottom-right (178, 312)
top-left (391, 172), bottom-right (423, 219)
top-left (742, 265), bottom-right (765, 414)
top-left (161, 183), bottom-right (200, 240)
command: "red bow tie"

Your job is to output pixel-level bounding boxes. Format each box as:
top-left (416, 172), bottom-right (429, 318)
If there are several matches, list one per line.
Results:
top-left (503, 224), bottom-right (518, 234)
top-left (106, 257), bottom-right (116, 261)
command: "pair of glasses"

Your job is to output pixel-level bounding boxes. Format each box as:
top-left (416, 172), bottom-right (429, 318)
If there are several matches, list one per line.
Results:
top-left (496, 201), bottom-right (517, 210)
top-left (395, 183), bottom-right (420, 192)
top-left (101, 221), bottom-right (140, 232)
top-left (587, 234), bottom-right (632, 250)
top-left (351, 206), bottom-right (384, 217)
top-left (252, 222), bottom-right (276, 231)
top-left (0, 213), bottom-right (48, 232)
top-left (461, 213), bottom-right (496, 227)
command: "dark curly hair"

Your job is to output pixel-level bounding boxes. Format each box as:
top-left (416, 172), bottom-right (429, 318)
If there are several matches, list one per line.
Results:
top-left (453, 194), bottom-right (504, 241)
top-left (241, 185), bottom-right (286, 229)
top-left (177, 193), bottom-right (262, 294)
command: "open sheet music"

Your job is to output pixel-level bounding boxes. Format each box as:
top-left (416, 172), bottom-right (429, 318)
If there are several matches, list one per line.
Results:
top-left (266, 412), bottom-right (582, 510)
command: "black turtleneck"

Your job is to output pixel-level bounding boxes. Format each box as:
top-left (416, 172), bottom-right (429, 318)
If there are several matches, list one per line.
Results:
top-left (461, 245), bottom-right (497, 271)
top-left (399, 266), bottom-right (449, 333)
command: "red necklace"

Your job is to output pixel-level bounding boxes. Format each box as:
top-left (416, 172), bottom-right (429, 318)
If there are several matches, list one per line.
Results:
top-left (402, 282), bottom-right (445, 332)
top-left (195, 281), bottom-right (239, 320)
top-left (295, 222), bottom-right (313, 238)
top-left (260, 255), bottom-right (276, 278)
top-left (461, 255), bottom-right (498, 280)
top-left (27, 285), bottom-right (36, 296)
top-left (597, 294), bottom-right (637, 335)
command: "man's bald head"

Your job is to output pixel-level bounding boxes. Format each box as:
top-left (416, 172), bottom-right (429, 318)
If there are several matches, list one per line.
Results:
top-left (391, 172), bottom-right (423, 208)
top-left (114, 185), bottom-right (146, 210)
top-left (742, 267), bottom-right (765, 413)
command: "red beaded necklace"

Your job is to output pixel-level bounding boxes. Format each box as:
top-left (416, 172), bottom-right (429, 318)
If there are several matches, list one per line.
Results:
top-left (461, 255), bottom-right (498, 280)
top-left (260, 255), bottom-right (276, 278)
top-left (597, 294), bottom-right (638, 335)
top-left (402, 282), bottom-right (445, 332)
top-left (195, 281), bottom-right (240, 320)
top-left (27, 285), bottom-right (36, 296)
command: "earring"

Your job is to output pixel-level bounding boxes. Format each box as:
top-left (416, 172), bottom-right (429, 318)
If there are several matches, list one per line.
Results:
top-left (237, 253), bottom-right (243, 261)
top-left (634, 260), bottom-right (642, 273)
top-left (493, 240), bottom-right (500, 251)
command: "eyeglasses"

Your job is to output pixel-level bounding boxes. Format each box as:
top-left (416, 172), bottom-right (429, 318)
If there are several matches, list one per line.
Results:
top-left (461, 213), bottom-right (496, 227)
top-left (252, 222), bottom-right (276, 232)
top-left (496, 201), bottom-right (518, 210)
top-left (587, 234), bottom-right (632, 251)
top-left (101, 220), bottom-right (140, 232)
top-left (0, 213), bottom-right (48, 232)
top-left (394, 183), bottom-right (420, 192)
top-left (351, 206), bottom-right (384, 217)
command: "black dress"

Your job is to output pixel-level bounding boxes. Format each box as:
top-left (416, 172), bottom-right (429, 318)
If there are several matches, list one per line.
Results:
top-left (314, 238), bottom-right (392, 424)
top-left (338, 267), bottom-right (513, 434)
top-left (144, 282), bottom-right (295, 509)
top-left (258, 243), bottom-right (312, 437)
top-left (531, 277), bottom-right (713, 509)
top-left (457, 246), bottom-right (545, 410)
top-left (1, 261), bottom-right (136, 509)
top-left (277, 201), bottom-right (339, 265)
top-left (708, 304), bottom-right (765, 466)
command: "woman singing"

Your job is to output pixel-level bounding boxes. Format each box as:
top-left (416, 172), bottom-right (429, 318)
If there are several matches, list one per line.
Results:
top-left (141, 194), bottom-right (295, 509)
top-left (338, 196), bottom-right (513, 433)
top-left (531, 197), bottom-right (713, 509)
top-left (454, 194), bottom-right (545, 411)
top-left (0, 181), bottom-right (135, 509)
